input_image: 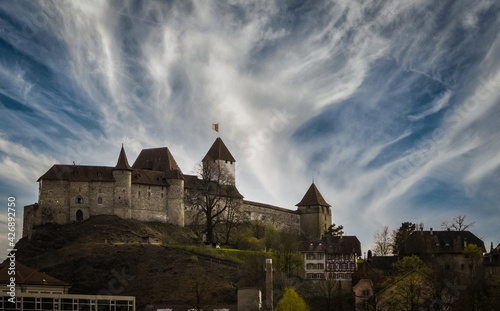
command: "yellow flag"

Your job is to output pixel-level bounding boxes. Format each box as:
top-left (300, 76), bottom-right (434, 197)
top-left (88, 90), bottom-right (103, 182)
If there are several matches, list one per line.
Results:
top-left (212, 123), bottom-right (219, 133)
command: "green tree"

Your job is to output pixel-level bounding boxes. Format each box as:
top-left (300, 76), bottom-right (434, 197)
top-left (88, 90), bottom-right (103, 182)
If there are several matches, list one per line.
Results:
top-left (324, 223), bottom-right (344, 237)
top-left (273, 230), bottom-right (302, 277)
top-left (391, 222), bottom-right (416, 256)
top-left (383, 255), bottom-right (433, 311)
top-left (275, 288), bottom-right (309, 311)
top-left (264, 223), bottom-right (280, 251)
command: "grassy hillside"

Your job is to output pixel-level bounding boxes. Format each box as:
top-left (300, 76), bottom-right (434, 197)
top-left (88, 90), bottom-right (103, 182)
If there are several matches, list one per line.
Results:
top-left (15, 215), bottom-right (240, 310)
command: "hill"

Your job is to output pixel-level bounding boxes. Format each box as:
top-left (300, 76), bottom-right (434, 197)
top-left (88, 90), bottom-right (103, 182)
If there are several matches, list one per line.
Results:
top-left (14, 215), bottom-right (239, 310)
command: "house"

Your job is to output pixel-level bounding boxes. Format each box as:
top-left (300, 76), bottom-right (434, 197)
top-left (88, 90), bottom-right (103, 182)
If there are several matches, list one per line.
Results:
top-left (0, 261), bottom-right (135, 311)
top-left (402, 229), bottom-right (486, 284)
top-left (300, 235), bottom-right (361, 283)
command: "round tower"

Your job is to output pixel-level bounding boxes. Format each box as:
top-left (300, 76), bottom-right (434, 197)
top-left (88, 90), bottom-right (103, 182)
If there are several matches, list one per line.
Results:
top-left (112, 145), bottom-right (133, 219)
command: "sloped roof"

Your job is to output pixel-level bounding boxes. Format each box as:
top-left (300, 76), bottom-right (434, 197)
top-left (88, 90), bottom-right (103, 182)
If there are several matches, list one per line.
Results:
top-left (243, 200), bottom-right (299, 214)
top-left (132, 147), bottom-right (182, 173)
top-left (183, 174), bottom-right (243, 199)
top-left (202, 138), bottom-right (236, 162)
top-left (114, 145), bottom-right (132, 170)
top-left (296, 183), bottom-right (331, 207)
top-left (38, 165), bottom-right (115, 182)
top-left (300, 235), bottom-right (361, 255)
top-left (0, 261), bottom-right (70, 287)
top-left (403, 230), bottom-right (486, 255)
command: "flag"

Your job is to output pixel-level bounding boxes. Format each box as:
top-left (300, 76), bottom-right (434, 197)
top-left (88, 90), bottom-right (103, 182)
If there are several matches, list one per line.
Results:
top-left (212, 123), bottom-right (219, 133)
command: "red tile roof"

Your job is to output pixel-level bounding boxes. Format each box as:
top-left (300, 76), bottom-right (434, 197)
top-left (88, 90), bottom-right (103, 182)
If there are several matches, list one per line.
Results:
top-left (0, 261), bottom-right (70, 287)
top-left (202, 138), bottom-right (236, 162)
top-left (296, 183), bottom-right (331, 207)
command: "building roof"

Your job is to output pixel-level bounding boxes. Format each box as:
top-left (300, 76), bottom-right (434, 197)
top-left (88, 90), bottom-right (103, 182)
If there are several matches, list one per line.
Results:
top-left (403, 230), bottom-right (486, 255)
top-left (132, 147), bottom-right (182, 173)
top-left (114, 145), bottom-right (133, 170)
top-left (300, 235), bottom-right (361, 255)
top-left (296, 183), bottom-right (331, 207)
top-left (368, 256), bottom-right (399, 271)
top-left (38, 165), bottom-right (116, 182)
top-left (243, 200), bottom-right (299, 214)
top-left (202, 138), bottom-right (236, 162)
top-left (0, 261), bottom-right (70, 287)
top-left (183, 174), bottom-right (243, 199)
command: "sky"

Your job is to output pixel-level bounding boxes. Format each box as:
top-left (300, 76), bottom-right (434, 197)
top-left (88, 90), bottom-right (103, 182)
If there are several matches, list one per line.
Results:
top-left (0, 0), bottom-right (499, 258)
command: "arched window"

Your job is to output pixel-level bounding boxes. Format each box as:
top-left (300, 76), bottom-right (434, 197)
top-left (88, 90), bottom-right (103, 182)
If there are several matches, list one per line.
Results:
top-left (98, 197), bottom-right (102, 204)
top-left (76, 195), bottom-right (83, 204)
top-left (76, 210), bottom-right (83, 221)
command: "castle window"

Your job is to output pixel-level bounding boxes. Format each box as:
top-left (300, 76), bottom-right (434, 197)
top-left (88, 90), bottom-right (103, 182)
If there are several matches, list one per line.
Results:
top-left (76, 196), bottom-right (83, 204)
top-left (76, 210), bottom-right (83, 221)
top-left (98, 197), bottom-right (102, 204)
top-left (148, 192), bottom-right (151, 198)
top-left (161, 193), bottom-right (164, 198)
top-left (138, 191), bottom-right (141, 197)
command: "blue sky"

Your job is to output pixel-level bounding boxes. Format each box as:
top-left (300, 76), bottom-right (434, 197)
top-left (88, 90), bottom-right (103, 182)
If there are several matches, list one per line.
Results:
top-left (1, 0), bottom-right (499, 257)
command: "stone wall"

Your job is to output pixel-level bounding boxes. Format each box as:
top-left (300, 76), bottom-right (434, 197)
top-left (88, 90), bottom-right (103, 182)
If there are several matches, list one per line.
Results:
top-left (130, 184), bottom-right (168, 222)
top-left (243, 201), bottom-right (301, 234)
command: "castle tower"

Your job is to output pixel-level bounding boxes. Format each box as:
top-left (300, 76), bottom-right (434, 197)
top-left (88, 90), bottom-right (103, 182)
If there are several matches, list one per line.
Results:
top-left (131, 147), bottom-right (185, 226)
top-left (296, 183), bottom-right (332, 240)
top-left (202, 137), bottom-right (236, 185)
top-left (112, 145), bottom-right (133, 219)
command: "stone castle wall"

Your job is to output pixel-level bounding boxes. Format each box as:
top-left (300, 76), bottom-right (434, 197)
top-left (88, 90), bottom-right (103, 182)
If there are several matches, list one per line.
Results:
top-left (242, 201), bottom-right (301, 234)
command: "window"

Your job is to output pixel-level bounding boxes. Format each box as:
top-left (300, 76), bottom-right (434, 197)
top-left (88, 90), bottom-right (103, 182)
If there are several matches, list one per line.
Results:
top-left (98, 197), bottom-right (102, 204)
top-left (148, 192), bottom-right (151, 198)
top-left (161, 193), bottom-right (164, 198)
top-left (317, 253), bottom-right (324, 260)
top-left (306, 263), bottom-right (314, 270)
top-left (138, 191), bottom-right (141, 197)
top-left (306, 254), bottom-right (315, 260)
top-left (317, 263), bottom-right (324, 269)
top-left (362, 289), bottom-right (370, 296)
top-left (76, 195), bottom-right (83, 204)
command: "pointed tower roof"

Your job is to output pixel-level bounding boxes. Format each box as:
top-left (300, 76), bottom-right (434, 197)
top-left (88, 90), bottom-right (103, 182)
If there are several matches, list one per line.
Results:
top-left (202, 137), bottom-right (236, 162)
top-left (296, 183), bottom-right (331, 207)
top-left (114, 144), bottom-right (132, 170)
top-left (132, 147), bottom-right (182, 173)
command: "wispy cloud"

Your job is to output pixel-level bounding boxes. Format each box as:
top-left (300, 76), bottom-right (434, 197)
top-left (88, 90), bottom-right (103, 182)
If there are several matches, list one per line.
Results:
top-left (0, 0), bottom-right (499, 254)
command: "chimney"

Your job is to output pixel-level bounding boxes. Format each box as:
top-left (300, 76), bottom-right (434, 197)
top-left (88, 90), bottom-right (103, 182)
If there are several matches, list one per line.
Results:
top-left (265, 259), bottom-right (273, 310)
top-left (430, 228), bottom-right (433, 235)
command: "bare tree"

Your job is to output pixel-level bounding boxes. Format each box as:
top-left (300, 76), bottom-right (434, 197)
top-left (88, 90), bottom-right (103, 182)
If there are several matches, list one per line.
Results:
top-left (441, 215), bottom-right (475, 231)
top-left (373, 225), bottom-right (392, 256)
top-left (223, 195), bottom-right (241, 244)
top-left (188, 161), bottom-right (241, 243)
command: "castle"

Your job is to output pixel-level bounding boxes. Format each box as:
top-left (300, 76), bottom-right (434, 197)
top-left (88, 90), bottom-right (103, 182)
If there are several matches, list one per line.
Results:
top-left (23, 138), bottom-right (332, 240)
